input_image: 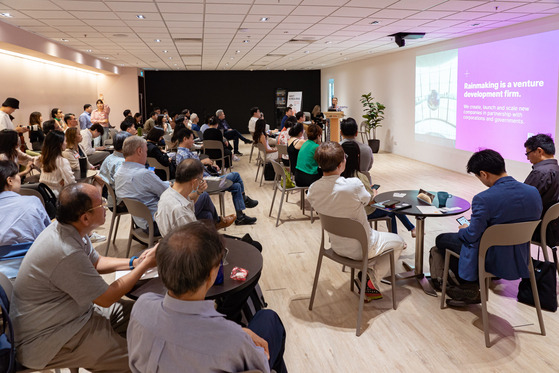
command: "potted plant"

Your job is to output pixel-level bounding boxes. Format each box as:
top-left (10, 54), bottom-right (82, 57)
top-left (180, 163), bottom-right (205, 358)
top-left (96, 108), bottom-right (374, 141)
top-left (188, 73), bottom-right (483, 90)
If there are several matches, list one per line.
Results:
top-left (360, 93), bottom-right (385, 153)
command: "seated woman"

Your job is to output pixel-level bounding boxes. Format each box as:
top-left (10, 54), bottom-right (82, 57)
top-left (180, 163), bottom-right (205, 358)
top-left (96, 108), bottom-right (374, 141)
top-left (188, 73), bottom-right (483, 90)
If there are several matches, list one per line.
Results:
top-left (341, 141), bottom-right (416, 237)
top-left (28, 111), bottom-right (45, 151)
top-left (252, 118), bottom-right (278, 162)
top-left (277, 117), bottom-right (296, 167)
top-left (146, 127), bottom-right (175, 181)
top-left (294, 123), bottom-right (322, 187)
top-left (62, 128), bottom-right (104, 190)
top-left (39, 130), bottom-right (75, 196)
top-left (287, 122), bottom-right (306, 175)
top-left (0, 129), bottom-right (39, 179)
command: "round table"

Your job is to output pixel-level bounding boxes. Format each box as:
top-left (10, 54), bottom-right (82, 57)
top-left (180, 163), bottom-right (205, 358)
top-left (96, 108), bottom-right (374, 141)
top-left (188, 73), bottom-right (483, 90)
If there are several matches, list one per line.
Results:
top-left (128, 237), bottom-right (263, 300)
top-left (205, 177), bottom-right (233, 218)
top-left (374, 189), bottom-right (470, 296)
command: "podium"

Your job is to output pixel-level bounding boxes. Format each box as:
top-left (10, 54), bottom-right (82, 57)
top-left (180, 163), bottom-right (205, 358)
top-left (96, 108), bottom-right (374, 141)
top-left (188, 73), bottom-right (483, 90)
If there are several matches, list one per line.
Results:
top-left (325, 111), bottom-right (344, 142)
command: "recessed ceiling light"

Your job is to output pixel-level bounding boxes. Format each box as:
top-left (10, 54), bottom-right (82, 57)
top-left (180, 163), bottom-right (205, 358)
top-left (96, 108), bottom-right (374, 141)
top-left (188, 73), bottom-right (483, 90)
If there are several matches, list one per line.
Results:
top-left (243, 40), bottom-right (250, 43)
top-left (370, 21), bottom-right (379, 25)
top-left (471, 23), bottom-right (481, 26)
top-left (325, 41), bottom-right (332, 44)
top-left (120, 64), bottom-right (125, 66)
top-left (260, 17), bottom-right (269, 22)
top-left (86, 49), bottom-right (92, 52)
top-left (136, 15), bottom-right (145, 19)
top-left (104, 57), bottom-right (110, 59)
top-left (225, 63), bottom-right (229, 66)
top-left (230, 57), bottom-right (234, 60)
top-left (304, 50), bottom-right (309, 54)
top-left (163, 50), bottom-right (168, 53)
top-left (168, 57), bottom-right (172, 59)
top-left (1, 13), bottom-right (13, 18)
top-left (154, 39), bottom-right (161, 42)
top-left (61, 39), bottom-right (69, 42)
top-left (236, 50), bottom-right (240, 54)
top-left (174, 63), bottom-right (177, 66)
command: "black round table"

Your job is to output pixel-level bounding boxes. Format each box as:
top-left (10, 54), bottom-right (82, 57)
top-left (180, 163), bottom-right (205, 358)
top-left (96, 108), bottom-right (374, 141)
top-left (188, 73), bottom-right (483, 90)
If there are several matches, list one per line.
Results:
top-left (128, 237), bottom-right (263, 300)
top-left (205, 177), bottom-right (233, 218)
top-left (374, 189), bottom-right (470, 296)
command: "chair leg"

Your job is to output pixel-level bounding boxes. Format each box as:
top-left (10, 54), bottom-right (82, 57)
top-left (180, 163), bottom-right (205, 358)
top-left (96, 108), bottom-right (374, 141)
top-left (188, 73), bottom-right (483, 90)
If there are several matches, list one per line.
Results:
top-left (309, 253), bottom-right (325, 311)
top-left (275, 188), bottom-right (287, 227)
top-left (254, 160), bottom-right (260, 182)
top-left (104, 212), bottom-right (116, 256)
top-left (269, 183), bottom-right (279, 217)
top-left (126, 224), bottom-right (134, 258)
top-left (350, 267), bottom-right (354, 291)
top-left (259, 162), bottom-right (265, 186)
top-left (113, 215), bottom-right (121, 245)
top-left (356, 264), bottom-right (368, 336)
top-left (440, 249), bottom-right (452, 309)
top-left (528, 258), bottom-right (546, 336)
top-left (386, 219), bottom-right (392, 233)
top-left (249, 144), bottom-right (255, 163)
top-left (480, 275), bottom-right (491, 347)
top-left (390, 251), bottom-right (396, 310)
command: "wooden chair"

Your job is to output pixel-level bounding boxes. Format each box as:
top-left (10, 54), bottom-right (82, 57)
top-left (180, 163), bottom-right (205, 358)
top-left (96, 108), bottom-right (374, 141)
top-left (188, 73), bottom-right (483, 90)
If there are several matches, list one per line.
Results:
top-left (268, 160), bottom-right (313, 227)
top-left (440, 220), bottom-right (545, 347)
top-left (203, 139), bottom-right (231, 175)
top-left (147, 156), bottom-right (170, 181)
top-left (100, 179), bottom-right (129, 256)
top-left (122, 198), bottom-right (162, 258)
top-left (309, 213), bottom-right (397, 336)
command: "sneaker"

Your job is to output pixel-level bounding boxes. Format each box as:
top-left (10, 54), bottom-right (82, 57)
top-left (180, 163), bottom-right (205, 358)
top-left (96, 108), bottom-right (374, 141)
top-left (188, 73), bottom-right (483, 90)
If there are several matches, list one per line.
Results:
top-left (234, 151), bottom-right (243, 156)
top-left (216, 214), bottom-right (236, 230)
top-left (233, 155), bottom-right (240, 162)
top-left (244, 196), bottom-right (259, 208)
top-left (89, 232), bottom-right (106, 243)
top-left (446, 283), bottom-right (481, 304)
top-left (355, 271), bottom-right (383, 302)
top-left (235, 214), bottom-right (257, 225)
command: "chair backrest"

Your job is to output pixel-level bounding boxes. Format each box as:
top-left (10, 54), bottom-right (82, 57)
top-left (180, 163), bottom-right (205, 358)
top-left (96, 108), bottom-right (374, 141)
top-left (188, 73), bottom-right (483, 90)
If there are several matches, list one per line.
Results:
top-left (122, 198), bottom-right (156, 238)
top-left (194, 130), bottom-right (203, 140)
top-left (318, 213), bottom-right (369, 259)
top-left (162, 134), bottom-right (175, 151)
top-left (256, 142), bottom-right (267, 161)
top-left (203, 140), bottom-right (224, 156)
top-left (478, 220), bottom-right (541, 273)
top-left (147, 157), bottom-right (170, 181)
top-left (99, 177), bottom-right (118, 208)
top-left (270, 160), bottom-right (286, 186)
top-left (304, 111), bottom-right (311, 121)
top-left (18, 187), bottom-right (45, 207)
top-left (276, 143), bottom-right (288, 159)
top-left (540, 202), bottom-right (559, 249)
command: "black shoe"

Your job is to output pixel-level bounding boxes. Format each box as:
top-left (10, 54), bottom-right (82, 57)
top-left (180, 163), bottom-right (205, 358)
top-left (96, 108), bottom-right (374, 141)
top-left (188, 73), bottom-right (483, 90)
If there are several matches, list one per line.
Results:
top-left (244, 140), bottom-right (253, 144)
top-left (430, 277), bottom-right (442, 292)
top-left (235, 214), bottom-right (257, 225)
top-left (446, 284), bottom-right (481, 303)
top-left (446, 298), bottom-right (481, 307)
top-left (234, 151), bottom-right (243, 156)
top-left (244, 196), bottom-right (258, 208)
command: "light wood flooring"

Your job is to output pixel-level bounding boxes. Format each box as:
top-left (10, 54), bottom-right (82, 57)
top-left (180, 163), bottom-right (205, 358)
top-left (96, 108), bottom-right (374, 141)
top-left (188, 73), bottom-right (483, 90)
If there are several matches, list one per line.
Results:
top-left (71, 142), bottom-right (558, 373)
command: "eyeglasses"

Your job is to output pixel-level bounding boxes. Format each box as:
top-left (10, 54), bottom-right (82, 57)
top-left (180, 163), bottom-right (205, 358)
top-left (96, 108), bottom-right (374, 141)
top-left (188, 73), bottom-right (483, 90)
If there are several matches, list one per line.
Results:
top-left (344, 153), bottom-right (348, 160)
top-left (525, 149), bottom-right (536, 156)
top-left (87, 197), bottom-right (108, 212)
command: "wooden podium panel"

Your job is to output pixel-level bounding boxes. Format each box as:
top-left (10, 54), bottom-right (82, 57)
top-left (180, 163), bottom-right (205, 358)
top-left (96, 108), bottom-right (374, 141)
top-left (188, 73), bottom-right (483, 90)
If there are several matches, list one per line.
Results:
top-left (325, 111), bottom-right (344, 142)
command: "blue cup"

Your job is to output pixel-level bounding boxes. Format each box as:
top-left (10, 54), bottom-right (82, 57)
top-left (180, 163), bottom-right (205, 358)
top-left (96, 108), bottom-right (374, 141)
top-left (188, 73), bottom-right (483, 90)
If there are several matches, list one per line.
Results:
top-left (437, 191), bottom-right (450, 207)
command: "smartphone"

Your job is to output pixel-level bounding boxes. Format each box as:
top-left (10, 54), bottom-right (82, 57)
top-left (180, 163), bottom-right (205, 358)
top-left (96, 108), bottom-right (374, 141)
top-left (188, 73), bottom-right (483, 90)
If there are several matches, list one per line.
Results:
top-left (372, 184), bottom-right (380, 190)
top-left (456, 216), bottom-right (470, 226)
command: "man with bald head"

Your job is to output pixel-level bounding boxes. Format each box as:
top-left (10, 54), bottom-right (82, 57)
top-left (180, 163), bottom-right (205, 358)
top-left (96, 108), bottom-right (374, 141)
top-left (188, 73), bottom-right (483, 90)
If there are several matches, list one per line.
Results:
top-left (11, 183), bottom-right (157, 372)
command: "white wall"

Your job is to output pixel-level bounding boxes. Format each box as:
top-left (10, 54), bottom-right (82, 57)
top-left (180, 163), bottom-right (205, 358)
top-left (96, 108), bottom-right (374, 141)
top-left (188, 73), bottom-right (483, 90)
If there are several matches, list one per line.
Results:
top-left (321, 14), bottom-right (559, 181)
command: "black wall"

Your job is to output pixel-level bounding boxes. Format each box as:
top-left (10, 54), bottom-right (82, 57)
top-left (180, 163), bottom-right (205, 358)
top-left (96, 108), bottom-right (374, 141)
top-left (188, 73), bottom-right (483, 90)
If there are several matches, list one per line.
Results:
top-left (144, 70), bottom-right (321, 133)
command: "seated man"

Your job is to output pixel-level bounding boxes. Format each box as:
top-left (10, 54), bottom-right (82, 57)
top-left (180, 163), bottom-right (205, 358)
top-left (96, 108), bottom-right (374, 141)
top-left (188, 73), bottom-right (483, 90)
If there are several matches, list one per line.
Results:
top-left (432, 149), bottom-right (542, 306)
top-left (524, 133), bottom-right (559, 246)
top-left (307, 142), bottom-right (405, 301)
top-left (340, 117), bottom-right (373, 183)
top-left (174, 128), bottom-right (258, 225)
top-left (217, 109), bottom-right (252, 156)
top-left (99, 131), bottom-right (130, 208)
top-left (204, 116), bottom-right (236, 165)
top-left (120, 120), bottom-right (137, 135)
top-left (0, 160), bottom-right (50, 246)
top-left (127, 221), bottom-right (287, 373)
top-left (115, 136), bottom-right (233, 234)
top-left (11, 183), bottom-right (157, 372)
top-left (80, 123), bottom-right (109, 165)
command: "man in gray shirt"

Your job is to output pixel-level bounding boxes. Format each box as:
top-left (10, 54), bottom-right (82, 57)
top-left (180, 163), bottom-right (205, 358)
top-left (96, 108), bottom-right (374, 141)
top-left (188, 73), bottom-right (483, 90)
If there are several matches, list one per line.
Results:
top-left (11, 183), bottom-right (157, 371)
top-left (127, 221), bottom-right (287, 373)
top-left (340, 117), bottom-right (374, 184)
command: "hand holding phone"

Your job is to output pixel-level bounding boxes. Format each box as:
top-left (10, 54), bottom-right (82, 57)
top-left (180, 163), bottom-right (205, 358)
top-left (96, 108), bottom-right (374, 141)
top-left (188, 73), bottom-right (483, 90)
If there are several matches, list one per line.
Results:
top-left (456, 216), bottom-right (469, 226)
top-left (372, 184), bottom-right (380, 190)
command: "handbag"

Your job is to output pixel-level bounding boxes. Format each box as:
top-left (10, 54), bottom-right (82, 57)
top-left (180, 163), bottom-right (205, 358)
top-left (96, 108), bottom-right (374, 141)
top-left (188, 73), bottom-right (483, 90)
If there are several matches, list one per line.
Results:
top-left (517, 258), bottom-right (557, 312)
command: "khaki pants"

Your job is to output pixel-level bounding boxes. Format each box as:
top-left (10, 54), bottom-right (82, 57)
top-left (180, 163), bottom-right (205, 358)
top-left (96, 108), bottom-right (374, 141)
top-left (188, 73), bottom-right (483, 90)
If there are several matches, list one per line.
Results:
top-left (45, 300), bottom-right (133, 373)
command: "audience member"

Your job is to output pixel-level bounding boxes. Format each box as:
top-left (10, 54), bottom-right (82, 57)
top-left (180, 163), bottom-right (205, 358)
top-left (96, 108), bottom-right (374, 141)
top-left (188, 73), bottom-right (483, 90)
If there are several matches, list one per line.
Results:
top-left (80, 123), bottom-right (109, 165)
top-left (190, 113), bottom-right (200, 131)
top-left (120, 120), bottom-right (138, 135)
top-left (64, 113), bottom-right (79, 129)
top-left (79, 104), bottom-right (93, 130)
top-left (253, 118), bottom-right (278, 161)
top-left (174, 128), bottom-right (258, 225)
top-left (123, 109), bottom-right (132, 119)
top-left (308, 141), bottom-right (405, 301)
top-left (217, 109), bottom-right (252, 155)
top-left (0, 97), bottom-right (27, 133)
top-left (51, 108), bottom-right (66, 131)
top-left (133, 112), bottom-right (142, 129)
top-left (294, 123), bottom-right (322, 187)
top-left (42, 119), bottom-right (59, 135)
top-left (0, 160), bottom-right (50, 246)
top-left (39, 130), bottom-right (75, 196)
top-left (146, 127), bottom-right (175, 180)
top-left (91, 98), bottom-right (110, 144)
top-left (62, 127), bottom-right (92, 171)
top-left (340, 117), bottom-right (373, 183)
top-left (280, 107), bottom-right (293, 131)
top-left (11, 183), bottom-right (157, 372)
top-left (277, 117), bottom-right (295, 166)
top-left (99, 131), bottom-right (130, 208)
top-left (248, 106), bottom-right (261, 134)
top-left (432, 149), bottom-right (542, 306)
top-left (287, 123), bottom-right (306, 175)
top-left (200, 115), bottom-right (211, 134)
top-left (204, 116), bottom-right (235, 167)
top-left (523, 134), bottom-right (559, 246)
top-left (28, 111), bottom-right (45, 151)
top-left (127, 221), bottom-right (287, 373)
top-left (295, 111), bottom-right (305, 124)
top-left (311, 105), bottom-right (324, 127)
top-left (0, 129), bottom-right (38, 178)
top-left (143, 111), bottom-right (157, 133)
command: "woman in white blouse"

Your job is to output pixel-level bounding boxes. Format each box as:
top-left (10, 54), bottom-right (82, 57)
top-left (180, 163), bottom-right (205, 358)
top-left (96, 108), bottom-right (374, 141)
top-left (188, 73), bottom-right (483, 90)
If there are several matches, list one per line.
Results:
top-left (39, 130), bottom-right (75, 196)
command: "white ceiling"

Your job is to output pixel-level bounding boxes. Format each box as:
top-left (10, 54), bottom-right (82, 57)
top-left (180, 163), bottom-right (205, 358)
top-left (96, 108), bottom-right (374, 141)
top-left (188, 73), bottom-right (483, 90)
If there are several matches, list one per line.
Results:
top-left (0, 0), bottom-right (558, 71)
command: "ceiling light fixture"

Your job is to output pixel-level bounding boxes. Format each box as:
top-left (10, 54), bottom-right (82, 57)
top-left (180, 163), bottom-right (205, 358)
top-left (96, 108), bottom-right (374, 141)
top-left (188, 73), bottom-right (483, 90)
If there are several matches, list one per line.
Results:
top-left (168, 57), bottom-right (172, 59)
top-left (154, 39), bottom-right (161, 42)
top-left (236, 50), bottom-right (240, 53)
top-left (136, 15), bottom-right (145, 19)
top-left (1, 13), bottom-right (13, 18)
top-left (86, 49), bottom-right (92, 52)
top-left (471, 23), bottom-right (481, 26)
top-left (243, 40), bottom-right (250, 43)
top-left (325, 41), bottom-right (332, 44)
top-left (370, 21), bottom-right (379, 25)
top-left (260, 17), bottom-right (269, 22)
top-left (104, 57), bottom-right (110, 59)
top-left (61, 39), bottom-right (69, 42)
top-left (304, 50), bottom-right (309, 54)
top-left (163, 50), bottom-right (168, 53)
top-left (230, 57), bottom-right (234, 60)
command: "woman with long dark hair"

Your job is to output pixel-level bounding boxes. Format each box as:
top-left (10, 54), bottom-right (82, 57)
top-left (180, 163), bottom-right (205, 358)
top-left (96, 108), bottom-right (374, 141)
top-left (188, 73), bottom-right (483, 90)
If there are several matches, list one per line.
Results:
top-left (287, 122), bottom-right (306, 175)
top-left (252, 119), bottom-right (277, 161)
top-left (146, 127), bottom-right (175, 180)
top-left (0, 129), bottom-right (39, 178)
top-left (28, 111), bottom-right (45, 151)
top-left (39, 130), bottom-right (75, 196)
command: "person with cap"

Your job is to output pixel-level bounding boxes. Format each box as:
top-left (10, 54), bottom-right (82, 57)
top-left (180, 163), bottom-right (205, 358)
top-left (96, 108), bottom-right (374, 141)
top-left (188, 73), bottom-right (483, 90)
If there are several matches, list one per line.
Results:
top-left (0, 97), bottom-right (27, 133)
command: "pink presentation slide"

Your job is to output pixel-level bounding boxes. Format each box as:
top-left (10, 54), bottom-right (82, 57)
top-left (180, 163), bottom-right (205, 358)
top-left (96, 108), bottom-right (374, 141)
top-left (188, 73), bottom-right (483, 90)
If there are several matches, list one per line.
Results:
top-left (456, 30), bottom-right (559, 163)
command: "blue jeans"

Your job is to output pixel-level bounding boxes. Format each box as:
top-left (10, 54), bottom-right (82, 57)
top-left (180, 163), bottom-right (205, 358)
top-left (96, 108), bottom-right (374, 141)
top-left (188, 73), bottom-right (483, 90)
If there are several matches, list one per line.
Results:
top-left (248, 310), bottom-right (288, 373)
top-left (194, 192), bottom-right (218, 222)
top-left (222, 172), bottom-right (245, 211)
top-left (367, 209), bottom-right (415, 234)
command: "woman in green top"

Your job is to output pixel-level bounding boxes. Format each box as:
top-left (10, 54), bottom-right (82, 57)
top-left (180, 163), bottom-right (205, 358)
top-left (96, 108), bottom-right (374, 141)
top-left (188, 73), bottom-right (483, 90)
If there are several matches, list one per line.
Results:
top-left (295, 123), bottom-right (322, 187)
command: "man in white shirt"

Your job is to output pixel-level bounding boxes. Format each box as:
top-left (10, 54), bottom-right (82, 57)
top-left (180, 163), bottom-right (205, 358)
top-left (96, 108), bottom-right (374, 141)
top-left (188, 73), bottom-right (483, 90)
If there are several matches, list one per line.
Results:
top-left (248, 106), bottom-right (261, 134)
top-left (307, 141), bottom-right (405, 301)
top-left (0, 97), bottom-right (27, 133)
top-left (80, 123), bottom-right (109, 165)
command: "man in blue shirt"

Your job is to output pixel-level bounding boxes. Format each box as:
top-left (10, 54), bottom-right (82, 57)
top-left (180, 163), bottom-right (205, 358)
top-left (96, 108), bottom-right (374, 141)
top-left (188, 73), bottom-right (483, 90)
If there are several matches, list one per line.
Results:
top-left (279, 107), bottom-right (293, 131)
top-left (99, 132), bottom-right (130, 208)
top-left (79, 104), bottom-right (93, 130)
top-left (433, 149), bottom-right (542, 306)
top-left (216, 109), bottom-right (252, 156)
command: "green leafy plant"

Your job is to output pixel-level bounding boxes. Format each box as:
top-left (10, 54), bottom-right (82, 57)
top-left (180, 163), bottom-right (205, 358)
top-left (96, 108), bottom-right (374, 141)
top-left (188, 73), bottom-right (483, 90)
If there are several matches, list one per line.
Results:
top-left (360, 93), bottom-right (385, 140)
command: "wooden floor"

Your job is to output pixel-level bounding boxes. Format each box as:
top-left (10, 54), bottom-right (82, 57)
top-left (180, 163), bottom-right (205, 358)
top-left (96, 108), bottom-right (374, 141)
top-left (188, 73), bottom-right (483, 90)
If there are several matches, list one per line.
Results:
top-left (76, 142), bottom-right (558, 373)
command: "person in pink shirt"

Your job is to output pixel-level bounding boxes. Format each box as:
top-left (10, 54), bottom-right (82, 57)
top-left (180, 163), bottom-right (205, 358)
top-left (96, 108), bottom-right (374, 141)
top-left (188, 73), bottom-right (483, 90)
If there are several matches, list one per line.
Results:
top-left (91, 98), bottom-right (110, 145)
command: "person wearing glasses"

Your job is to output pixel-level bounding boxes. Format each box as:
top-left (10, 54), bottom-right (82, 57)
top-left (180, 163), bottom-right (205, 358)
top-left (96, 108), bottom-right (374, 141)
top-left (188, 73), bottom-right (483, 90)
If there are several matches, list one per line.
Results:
top-left (10, 183), bottom-right (157, 372)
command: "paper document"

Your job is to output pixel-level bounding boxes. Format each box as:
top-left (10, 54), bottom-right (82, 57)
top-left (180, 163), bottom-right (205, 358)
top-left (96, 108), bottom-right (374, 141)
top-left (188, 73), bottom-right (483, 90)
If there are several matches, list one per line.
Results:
top-left (416, 206), bottom-right (442, 214)
top-left (115, 267), bottom-right (158, 281)
top-left (393, 193), bottom-right (407, 198)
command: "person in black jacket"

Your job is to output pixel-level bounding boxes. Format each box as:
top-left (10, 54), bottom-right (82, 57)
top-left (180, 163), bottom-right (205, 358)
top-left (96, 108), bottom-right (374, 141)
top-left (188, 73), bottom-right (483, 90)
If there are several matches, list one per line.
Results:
top-left (203, 117), bottom-right (233, 169)
top-left (146, 127), bottom-right (175, 181)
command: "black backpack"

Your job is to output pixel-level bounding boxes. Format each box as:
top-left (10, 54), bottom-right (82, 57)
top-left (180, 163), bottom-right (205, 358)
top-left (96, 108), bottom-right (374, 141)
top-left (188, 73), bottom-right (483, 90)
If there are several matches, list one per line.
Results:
top-left (20, 183), bottom-right (57, 220)
top-left (0, 285), bottom-right (15, 373)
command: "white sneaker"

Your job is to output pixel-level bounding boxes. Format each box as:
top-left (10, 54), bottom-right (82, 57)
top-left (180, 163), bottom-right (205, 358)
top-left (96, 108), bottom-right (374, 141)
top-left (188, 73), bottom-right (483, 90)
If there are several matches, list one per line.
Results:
top-left (89, 232), bottom-right (106, 243)
top-left (233, 155), bottom-right (240, 161)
